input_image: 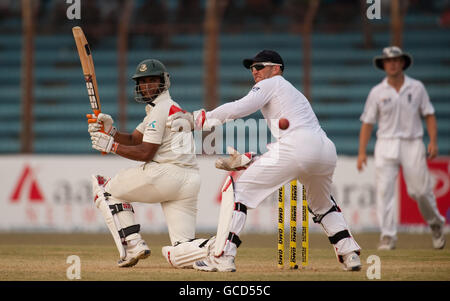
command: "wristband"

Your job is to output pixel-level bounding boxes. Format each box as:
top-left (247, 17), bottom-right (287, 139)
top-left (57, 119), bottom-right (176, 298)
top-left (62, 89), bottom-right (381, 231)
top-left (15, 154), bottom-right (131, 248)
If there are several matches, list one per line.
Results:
top-left (111, 142), bottom-right (119, 154)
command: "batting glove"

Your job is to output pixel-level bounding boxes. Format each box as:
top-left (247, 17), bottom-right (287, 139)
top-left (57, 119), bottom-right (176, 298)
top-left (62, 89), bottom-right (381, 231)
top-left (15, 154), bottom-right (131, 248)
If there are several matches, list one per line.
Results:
top-left (215, 146), bottom-right (255, 171)
top-left (87, 113), bottom-right (117, 136)
top-left (91, 131), bottom-right (119, 154)
top-left (167, 109), bottom-right (206, 132)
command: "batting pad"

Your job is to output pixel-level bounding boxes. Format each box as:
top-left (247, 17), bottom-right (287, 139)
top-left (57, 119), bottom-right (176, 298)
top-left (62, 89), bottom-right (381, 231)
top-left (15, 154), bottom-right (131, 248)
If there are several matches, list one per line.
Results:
top-left (213, 176), bottom-right (236, 256)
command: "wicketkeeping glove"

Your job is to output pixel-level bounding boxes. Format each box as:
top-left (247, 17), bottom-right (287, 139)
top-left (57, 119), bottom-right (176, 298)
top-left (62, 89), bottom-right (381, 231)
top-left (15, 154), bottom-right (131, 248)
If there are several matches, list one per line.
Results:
top-left (215, 146), bottom-right (255, 171)
top-left (91, 131), bottom-right (119, 154)
top-left (167, 109), bottom-right (206, 132)
top-left (87, 113), bottom-right (117, 136)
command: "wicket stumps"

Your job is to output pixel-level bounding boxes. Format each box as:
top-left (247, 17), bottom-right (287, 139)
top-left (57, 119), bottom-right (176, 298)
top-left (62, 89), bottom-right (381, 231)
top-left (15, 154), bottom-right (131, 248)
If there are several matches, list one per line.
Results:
top-left (277, 184), bottom-right (285, 268)
top-left (289, 180), bottom-right (298, 269)
top-left (277, 180), bottom-right (308, 269)
top-left (301, 185), bottom-right (309, 267)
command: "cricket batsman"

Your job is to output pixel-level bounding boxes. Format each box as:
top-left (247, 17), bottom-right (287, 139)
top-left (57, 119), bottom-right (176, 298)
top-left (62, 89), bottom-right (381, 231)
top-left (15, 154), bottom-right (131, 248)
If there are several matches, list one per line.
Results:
top-left (88, 59), bottom-right (214, 267)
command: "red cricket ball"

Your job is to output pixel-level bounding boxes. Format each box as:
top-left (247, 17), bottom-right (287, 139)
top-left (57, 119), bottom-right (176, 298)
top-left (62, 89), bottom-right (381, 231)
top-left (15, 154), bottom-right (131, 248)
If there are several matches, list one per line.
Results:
top-left (279, 118), bottom-right (290, 130)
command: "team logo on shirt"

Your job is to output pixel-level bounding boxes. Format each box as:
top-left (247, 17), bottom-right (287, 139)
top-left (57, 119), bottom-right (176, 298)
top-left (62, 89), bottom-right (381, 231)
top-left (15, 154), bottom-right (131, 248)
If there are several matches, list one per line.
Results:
top-left (382, 98), bottom-right (391, 105)
top-left (407, 94), bottom-right (412, 103)
top-left (251, 86), bottom-right (260, 92)
top-left (148, 121), bottom-right (156, 128)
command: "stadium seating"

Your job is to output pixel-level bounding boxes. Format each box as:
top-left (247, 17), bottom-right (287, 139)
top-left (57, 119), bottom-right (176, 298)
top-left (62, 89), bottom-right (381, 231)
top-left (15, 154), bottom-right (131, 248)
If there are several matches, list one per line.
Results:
top-left (0, 8), bottom-right (448, 155)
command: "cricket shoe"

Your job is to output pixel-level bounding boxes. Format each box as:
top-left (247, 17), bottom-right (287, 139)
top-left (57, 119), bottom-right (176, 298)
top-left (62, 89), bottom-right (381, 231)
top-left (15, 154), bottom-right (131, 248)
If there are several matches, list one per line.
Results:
top-left (118, 239), bottom-right (151, 268)
top-left (193, 255), bottom-right (236, 272)
top-left (341, 252), bottom-right (362, 271)
top-left (431, 223), bottom-right (446, 249)
top-left (378, 235), bottom-right (396, 250)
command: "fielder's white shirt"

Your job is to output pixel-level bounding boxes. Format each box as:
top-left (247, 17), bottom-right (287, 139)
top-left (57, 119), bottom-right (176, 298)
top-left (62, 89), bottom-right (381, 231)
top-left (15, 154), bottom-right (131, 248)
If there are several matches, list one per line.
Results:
top-left (360, 75), bottom-right (435, 139)
top-left (136, 91), bottom-right (198, 168)
top-left (205, 75), bottom-right (322, 139)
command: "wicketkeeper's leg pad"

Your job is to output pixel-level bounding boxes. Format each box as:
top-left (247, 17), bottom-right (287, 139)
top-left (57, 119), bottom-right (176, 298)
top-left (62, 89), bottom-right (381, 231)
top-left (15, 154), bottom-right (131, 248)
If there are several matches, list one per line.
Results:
top-left (309, 195), bottom-right (361, 262)
top-left (213, 176), bottom-right (248, 257)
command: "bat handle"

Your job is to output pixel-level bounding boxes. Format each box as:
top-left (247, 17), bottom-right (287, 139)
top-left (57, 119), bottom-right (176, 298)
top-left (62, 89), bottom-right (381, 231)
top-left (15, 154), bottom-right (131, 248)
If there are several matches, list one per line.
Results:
top-left (100, 132), bottom-right (107, 156)
top-left (93, 110), bottom-right (107, 155)
top-left (100, 128), bottom-right (107, 155)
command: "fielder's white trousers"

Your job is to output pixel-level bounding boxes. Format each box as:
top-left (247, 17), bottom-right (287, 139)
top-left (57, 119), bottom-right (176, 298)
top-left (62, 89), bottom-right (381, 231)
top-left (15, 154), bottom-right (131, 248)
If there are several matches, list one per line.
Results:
top-left (106, 162), bottom-right (200, 245)
top-left (224, 128), bottom-right (361, 257)
top-left (236, 128), bottom-right (338, 214)
top-left (374, 138), bottom-right (445, 239)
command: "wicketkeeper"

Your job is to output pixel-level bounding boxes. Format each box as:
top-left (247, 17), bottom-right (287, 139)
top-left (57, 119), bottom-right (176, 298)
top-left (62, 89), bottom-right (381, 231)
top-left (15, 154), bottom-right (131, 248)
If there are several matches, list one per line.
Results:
top-left (167, 50), bottom-right (362, 272)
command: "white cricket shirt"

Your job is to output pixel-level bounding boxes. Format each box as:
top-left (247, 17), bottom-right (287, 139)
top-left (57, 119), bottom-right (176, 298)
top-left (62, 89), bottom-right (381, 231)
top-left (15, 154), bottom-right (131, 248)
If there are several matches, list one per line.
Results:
top-left (135, 91), bottom-right (198, 168)
top-left (360, 75), bottom-right (435, 139)
top-left (205, 75), bottom-right (321, 139)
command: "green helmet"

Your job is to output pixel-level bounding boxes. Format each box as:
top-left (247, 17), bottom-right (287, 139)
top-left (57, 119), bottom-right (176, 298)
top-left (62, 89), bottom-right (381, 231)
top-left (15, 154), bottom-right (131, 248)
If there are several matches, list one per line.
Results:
top-left (132, 59), bottom-right (171, 104)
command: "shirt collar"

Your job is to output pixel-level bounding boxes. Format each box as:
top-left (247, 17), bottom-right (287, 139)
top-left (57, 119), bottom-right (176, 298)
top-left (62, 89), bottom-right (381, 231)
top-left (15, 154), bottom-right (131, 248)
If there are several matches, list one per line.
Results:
top-left (382, 74), bottom-right (412, 91)
top-left (145, 90), bottom-right (171, 112)
top-left (402, 75), bottom-right (412, 88)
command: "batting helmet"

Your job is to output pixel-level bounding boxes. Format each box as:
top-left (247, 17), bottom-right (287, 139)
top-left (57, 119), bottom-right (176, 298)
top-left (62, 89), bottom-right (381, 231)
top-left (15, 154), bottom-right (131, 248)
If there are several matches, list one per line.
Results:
top-left (132, 59), bottom-right (171, 104)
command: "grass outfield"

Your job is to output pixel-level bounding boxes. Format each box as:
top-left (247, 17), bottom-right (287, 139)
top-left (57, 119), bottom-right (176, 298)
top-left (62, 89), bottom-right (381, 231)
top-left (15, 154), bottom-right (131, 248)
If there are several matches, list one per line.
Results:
top-left (0, 232), bottom-right (448, 281)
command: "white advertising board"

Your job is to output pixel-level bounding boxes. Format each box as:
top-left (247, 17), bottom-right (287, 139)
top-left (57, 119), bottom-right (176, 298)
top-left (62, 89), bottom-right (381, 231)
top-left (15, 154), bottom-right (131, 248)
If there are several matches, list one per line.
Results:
top-left (0, 155), bottom-right (377, 234)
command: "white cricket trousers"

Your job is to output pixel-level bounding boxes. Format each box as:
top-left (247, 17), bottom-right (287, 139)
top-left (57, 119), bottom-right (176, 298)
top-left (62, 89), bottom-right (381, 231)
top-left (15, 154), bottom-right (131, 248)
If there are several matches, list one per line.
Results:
top-left (223, 128), bottom-right (361, 258)
top-left (105, 162), bottom-right (201, 245)
top-left (374, 138), bottom-right (445, 239)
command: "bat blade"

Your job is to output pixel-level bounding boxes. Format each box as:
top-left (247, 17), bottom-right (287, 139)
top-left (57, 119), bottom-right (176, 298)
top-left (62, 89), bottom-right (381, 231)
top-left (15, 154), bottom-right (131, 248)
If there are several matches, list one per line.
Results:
top-left (73, 26), bottom-right (107, 155)
top-left (72, 26), bottom-right (101, 116)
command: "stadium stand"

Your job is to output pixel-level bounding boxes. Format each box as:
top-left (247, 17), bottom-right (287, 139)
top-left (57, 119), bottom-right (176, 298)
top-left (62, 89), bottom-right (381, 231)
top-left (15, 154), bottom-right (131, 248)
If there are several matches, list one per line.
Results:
top-left (0, 1), bottom-right (448, 155)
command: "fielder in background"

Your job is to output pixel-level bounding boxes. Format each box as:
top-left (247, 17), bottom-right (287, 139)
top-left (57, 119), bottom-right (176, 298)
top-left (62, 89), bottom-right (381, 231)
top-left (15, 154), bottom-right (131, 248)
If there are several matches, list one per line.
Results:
top-left (168, 50), bottom-right (362, 272)
top-left (88, 59), bottom-right (213, 267)
top-left (357, 46), bottom-right (446, 250)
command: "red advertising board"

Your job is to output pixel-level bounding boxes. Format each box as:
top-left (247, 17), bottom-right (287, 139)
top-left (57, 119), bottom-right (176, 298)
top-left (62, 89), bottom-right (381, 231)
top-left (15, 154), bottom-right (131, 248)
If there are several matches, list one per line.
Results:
top-left (399, 157), bottom-right (450, 225)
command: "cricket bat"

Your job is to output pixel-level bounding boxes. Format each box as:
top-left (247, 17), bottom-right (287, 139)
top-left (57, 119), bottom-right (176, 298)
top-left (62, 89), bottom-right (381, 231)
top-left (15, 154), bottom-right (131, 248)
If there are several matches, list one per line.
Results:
top-left (72, 26), bottom-right (107, 155)
top-left (72, 26), bottom-right (101, 117)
